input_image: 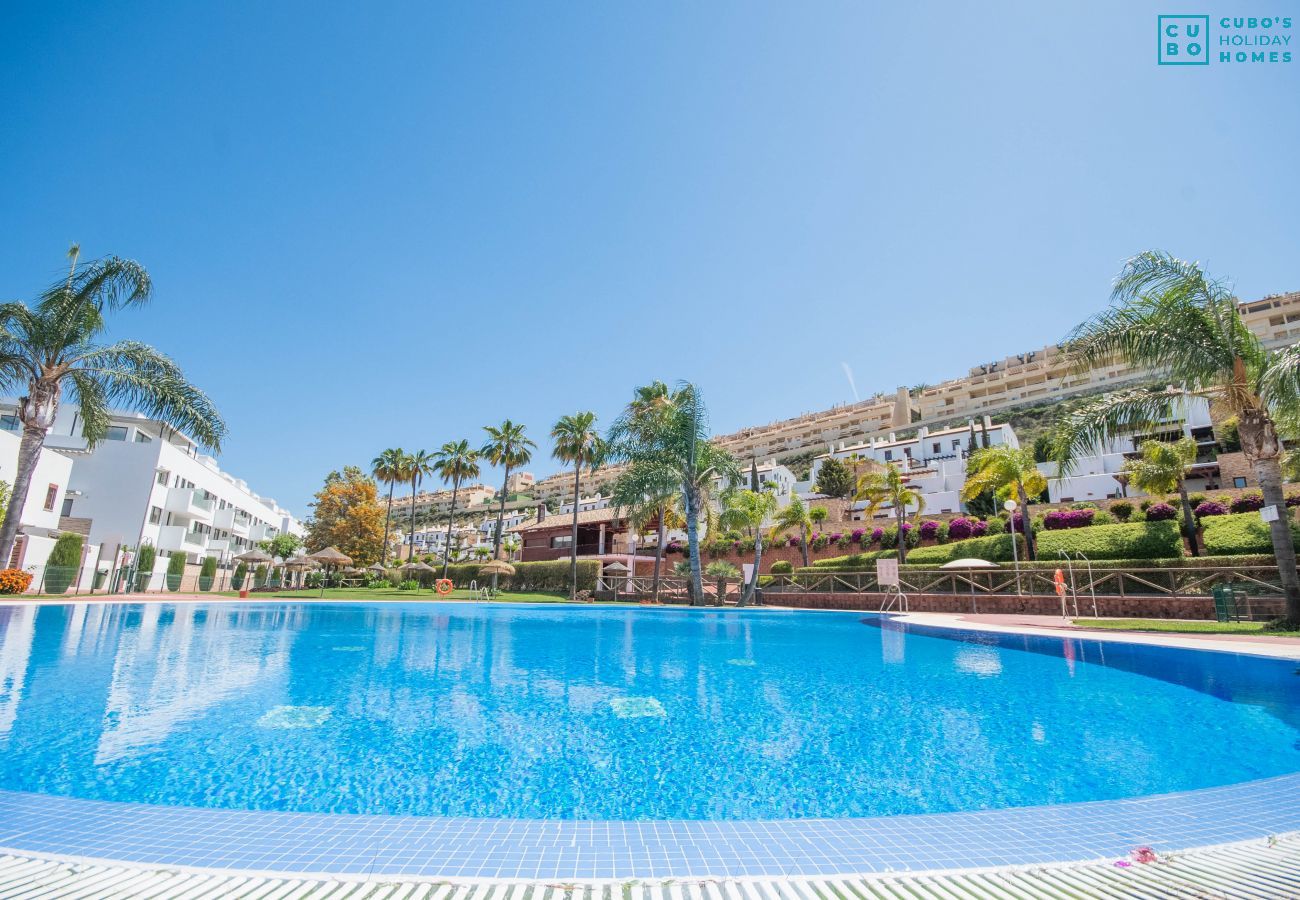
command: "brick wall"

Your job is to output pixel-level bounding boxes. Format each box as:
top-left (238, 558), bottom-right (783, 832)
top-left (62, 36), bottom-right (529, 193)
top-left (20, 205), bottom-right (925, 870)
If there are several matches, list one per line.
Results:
top-left (764, 590), bottom-right (1284, 620)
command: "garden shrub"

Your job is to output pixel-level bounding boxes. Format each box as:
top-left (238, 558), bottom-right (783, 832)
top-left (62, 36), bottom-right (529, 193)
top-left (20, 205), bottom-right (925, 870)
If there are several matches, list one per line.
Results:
top-left (946, 517), bottom-right (975, 540)
top-left (135, 544), bottom-right (157, 590)
top-left (1187, 493), bottom-right (1207, 509)
top-left (43, 532), bottom-right (83, 593)
top-left (1229, 492), bottom-right (1265, 514)
top-left (850, 529), bottom-right (866, 544)
top-left (1194, 500), bottom-right (1228, 518)
top-left (1201, 512), bottom-right (1300, 556)
top-left (166, 552), bottom-right (187, 591)
top-left (398, 579), bottom-right (420, 591)
top-left (1109, 500), bottom-right (1133, 521)
top-left (919, 520), bottom-right (941, 541)
top-left (1035, 521), bottom-right (1182, 560)
top-left (907, 533), bottom-right (1022, 564)
top-left (0, 569), bottom-right (33, 594)
top-left (199, 556), bottom-right (217, 591)
top-left (769, 560), bottom-right (793, 574)
top-left (1092, 510), bottom-right (1115, 526)
top-left (799, 549), bottom-right (898, 571)
top-left (1143, 502), bottom-right (1177, 521)
top-left (233, 561), bottom-right (248, 589)
top-left (1043, 508), bottom-right (1094, 530)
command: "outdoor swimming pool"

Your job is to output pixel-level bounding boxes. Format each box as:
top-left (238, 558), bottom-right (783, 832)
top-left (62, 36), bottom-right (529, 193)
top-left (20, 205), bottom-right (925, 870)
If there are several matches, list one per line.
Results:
top-left (0, 601), bottom-right (1297, 821)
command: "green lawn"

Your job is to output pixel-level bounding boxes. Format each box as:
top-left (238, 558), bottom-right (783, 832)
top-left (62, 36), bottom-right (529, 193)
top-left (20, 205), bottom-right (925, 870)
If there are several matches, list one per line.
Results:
top-left (213, 587), bottom-right (574, 604)
top-left (1073, 618), bottom-right (1300, 637)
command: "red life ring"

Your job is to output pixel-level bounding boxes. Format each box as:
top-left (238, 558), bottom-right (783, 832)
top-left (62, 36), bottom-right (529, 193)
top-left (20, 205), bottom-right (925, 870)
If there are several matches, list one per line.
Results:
top-left (1053, 569), bottom-right (1067, 596)
top-left (435, 578), bottom-right (454, 595)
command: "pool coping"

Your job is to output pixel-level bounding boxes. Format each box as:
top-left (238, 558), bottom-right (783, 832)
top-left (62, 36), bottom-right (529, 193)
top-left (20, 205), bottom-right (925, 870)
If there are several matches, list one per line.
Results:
top-left (3, 599), bottom-right (1299, 878)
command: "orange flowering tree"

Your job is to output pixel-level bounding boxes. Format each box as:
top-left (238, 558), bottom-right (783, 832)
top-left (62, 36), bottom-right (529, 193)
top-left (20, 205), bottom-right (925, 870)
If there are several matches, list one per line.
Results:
top-left (304, 466), bottom-right (386, 566)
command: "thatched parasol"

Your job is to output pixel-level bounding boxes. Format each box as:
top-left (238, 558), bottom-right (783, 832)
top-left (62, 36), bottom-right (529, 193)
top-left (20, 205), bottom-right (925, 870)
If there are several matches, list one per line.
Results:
top-left (308, 546), bottom-right (353, 566)
top-left (282, 556), bottom-right (318, 570)
top-left (477, 559), bottom-right (515, 576)
top-left (234, 549), bottom-right (272, 564)
top-left (366, 563), bottom-right (388, 574)
top-left (400, 561), bottom-right (436, 573)
top-left (307, 547), bottom-right (353, 596)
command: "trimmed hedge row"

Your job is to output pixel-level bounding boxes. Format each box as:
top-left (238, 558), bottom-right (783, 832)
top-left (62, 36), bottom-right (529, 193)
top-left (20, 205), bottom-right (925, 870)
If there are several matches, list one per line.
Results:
top-left (1035, 520), bottom-right (1182, 560)
top-left (800, 549), bottom-right (897, 571)
top-left (1201, 512), bottom-right (1300, 556)
top-left (442, 559), bottom-right (599, 592)
top-left (907, 533), bottom-right (1023, 565)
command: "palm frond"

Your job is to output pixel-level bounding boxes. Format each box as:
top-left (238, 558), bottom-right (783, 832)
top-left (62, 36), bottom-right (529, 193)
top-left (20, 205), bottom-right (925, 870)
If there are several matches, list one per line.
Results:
top-left (1049, 387), bottom-right (1187, 475)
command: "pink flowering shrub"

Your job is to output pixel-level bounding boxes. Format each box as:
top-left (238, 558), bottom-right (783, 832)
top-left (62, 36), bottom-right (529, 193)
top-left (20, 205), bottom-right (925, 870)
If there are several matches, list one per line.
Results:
top-left (919, 520), bottom-right (940, 540)
top-left (1230, 493), bottom-right (1264, 513)
top-left (1144, 502), bottom-right (1177, 521)
top-left (1194, 500), bottom-right (1228, 518)
top-left (1043, 508), bottom-right (1095, 530)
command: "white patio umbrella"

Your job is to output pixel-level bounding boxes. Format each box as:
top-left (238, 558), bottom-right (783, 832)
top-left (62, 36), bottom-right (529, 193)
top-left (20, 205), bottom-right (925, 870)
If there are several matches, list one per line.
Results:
top-left (939, 558), bottom-right (998, 613)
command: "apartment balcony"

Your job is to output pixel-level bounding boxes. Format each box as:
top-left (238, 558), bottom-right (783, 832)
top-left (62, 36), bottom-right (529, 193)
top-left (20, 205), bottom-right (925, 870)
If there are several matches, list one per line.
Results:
top-left (157, 525), bottom-right (209, 553)
top-left (164, 487), bottom-right (214, 519)
top-left (213, 507), bottom-right (252, 534)
top-left (208, 538), bottom-right (231, 552)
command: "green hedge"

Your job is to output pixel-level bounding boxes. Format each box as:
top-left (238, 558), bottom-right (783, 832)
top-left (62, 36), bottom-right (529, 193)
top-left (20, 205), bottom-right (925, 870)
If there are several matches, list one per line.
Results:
top-left (1035, 520), bottom-right (1182, 560)
top-left (1202, 512), bottom-right (1300, 556)
top-left (800, 549), bottom-right (897, 571)
top-left (442, 559), bottom-right (599, 592)
top-left (907, 533), bottom-right (1022, 565)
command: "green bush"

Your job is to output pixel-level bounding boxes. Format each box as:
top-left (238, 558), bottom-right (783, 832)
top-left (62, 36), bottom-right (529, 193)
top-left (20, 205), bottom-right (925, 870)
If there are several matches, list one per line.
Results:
top-left (1202, 512), bottom-right (1300, 556)
top-left (442, 559), bottom-right (599, 592)
top-left (42, 533), bottom-right (83, 593)
top-left (398, 579), bottom-right (420, 591)
top-left (1109, 500), bottom-right (1133, 521)
top-left (907, 533), bottom-right (1022, 565)
top-left (166, 552), bottom-right (186, 591)
top-left (800, 549), bottom-right (898, 571)
top-left (233, 561), bottom-right (248, 589)
top-left (769, 560), bottom-right (793, 574)
top-left (199, 556), bottom-right (217, 591)
top-left (1035, 521), bottom-right (1182, 560)
top-left (135, 544), bottom-right (157, 590)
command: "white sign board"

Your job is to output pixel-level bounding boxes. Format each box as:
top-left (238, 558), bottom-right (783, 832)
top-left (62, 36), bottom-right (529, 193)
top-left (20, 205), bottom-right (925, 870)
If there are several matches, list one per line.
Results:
top-left (741, 563), bottom-right (755, 585)
top-left (1261, 504), bottom-right (1281, 523)
top-left (876, 558), bottom-right (900, 587)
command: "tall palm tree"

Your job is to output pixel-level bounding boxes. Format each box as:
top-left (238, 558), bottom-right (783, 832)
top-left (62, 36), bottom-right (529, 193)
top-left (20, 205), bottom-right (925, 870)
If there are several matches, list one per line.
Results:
top-left (371, 448), bottom-right (407, 564)
top-left (481, 420), bottom-right (536, 587)
top-left (1123, 436), bottom-right (1202, 557)
top-left (432, 439), bottom-right (480, 579)
top-left (767, 494), bottom-right (825, 567)
top-left (1051, 251), bottom-right (1300, 624)
top-left (961, 446), bottom-right (1044, 560)
top-left (0, 248), bottom-right (225, 562)
top-left (857, 463), bottom-right (925, 563)
top-left (720, 483), bottom-right (779, 605)
top-left (404, 449), bottom-right (434, 562)
top-left (606, 382), bottom-right (738, 605)
top-left (551, 411), bottom-right (605, 600)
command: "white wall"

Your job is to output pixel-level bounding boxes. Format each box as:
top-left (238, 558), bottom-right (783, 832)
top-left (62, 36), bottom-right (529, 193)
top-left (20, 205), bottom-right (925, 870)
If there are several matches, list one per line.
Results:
top-left (0, 430), bottom-right (77, 532)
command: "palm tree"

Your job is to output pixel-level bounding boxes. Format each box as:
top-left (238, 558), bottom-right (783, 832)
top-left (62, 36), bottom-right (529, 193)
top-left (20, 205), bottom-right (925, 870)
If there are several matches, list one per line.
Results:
top-left (551, 411), bottom-right (605, 600)
top-left (481, 420), bottom-right (536, 587)
top-left (1123, 436), bottom-right (1202, 557)
top-left (404, 450), bottom-right (434, 562)
top-left (606, 382), bottom-right (738, 605)
top-left (767, 494), bottom-right (825, 568)
top-left (432, 439), bottom-right (480, 579)
top-left (703, 561), bottom-right (740, 606)
top-left (0, 248), bottom-right (225, 562)
top-left (961, 446), bottom-right (1044, 560)
top-left (371, 448), bottom-right (407, 564)
top-left (856, 464), bottom-right (925, 563)
top-left (720, 484), bottom-right (779, 605)
top-left (608, 381), bottom-right (678, 603)
top-left (1050, 251), bottom-right (1300, 624)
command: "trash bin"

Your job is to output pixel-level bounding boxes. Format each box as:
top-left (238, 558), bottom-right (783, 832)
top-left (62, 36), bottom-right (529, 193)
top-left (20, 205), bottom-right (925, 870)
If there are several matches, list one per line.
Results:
top-left (1212, 584), bottom-right (1237, 622)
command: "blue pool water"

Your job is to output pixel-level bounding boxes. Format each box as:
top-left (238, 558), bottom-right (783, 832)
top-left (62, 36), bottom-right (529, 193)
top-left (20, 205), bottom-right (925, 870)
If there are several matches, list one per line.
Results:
top-left (0, 601), bottom-right (1297, 821)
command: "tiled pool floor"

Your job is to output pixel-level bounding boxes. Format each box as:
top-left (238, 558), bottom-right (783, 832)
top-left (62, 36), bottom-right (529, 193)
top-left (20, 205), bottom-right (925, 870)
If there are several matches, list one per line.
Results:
top-left (2, 773), bottom-right (1299, 878)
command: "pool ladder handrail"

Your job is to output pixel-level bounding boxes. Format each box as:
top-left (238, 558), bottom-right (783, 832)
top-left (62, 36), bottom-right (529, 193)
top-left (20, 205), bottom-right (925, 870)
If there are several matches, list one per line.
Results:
top-left (1056, 551), bottom-right (1099, 619)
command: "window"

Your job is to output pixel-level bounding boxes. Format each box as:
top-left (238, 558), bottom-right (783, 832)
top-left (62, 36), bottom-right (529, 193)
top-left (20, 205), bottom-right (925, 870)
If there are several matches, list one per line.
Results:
top-left (551, 535), bottom-right (573, 549)
top-left (156, 471), bottom-right (170, 486)
top-left (149, 506), bottom-right (163, 524)
top-left (134, 431), bottom-right (152, 443)
top-left (43, 483), bottom-right (58, 511)
top-left (1234, 477), bottom-right (1248, 488)
top-left (884, 450), bottom-right (893, 461)
top-left (0, 415), bottom-right (17, 432)
top-left (952, 439), bottom-right (962, 450)
top-left (60, 498), bottom-right (73, 517)
top-left (104, 426), bottom-right (128, 441)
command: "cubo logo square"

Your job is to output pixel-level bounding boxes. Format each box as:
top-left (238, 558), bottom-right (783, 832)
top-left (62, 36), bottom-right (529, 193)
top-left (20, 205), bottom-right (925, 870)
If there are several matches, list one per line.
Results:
top-left (1159, 15), bottom-right (1210, 64)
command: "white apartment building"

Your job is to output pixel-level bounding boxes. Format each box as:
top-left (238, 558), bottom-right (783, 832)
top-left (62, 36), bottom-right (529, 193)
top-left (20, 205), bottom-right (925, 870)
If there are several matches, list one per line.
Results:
top-left (0, 428), bottom-right (101, 588)
top-left (1037, 398), bottom-right (1218, 503)
top-left (810, 419), bottom-right (1019, 518)
top-left (0, 403), bottom-right (304, 590)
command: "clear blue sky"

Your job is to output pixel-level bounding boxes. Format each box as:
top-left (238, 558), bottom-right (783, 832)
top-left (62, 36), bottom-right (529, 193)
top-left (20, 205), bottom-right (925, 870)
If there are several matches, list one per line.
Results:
top-left (2, 2), bottom-right (1297, 515)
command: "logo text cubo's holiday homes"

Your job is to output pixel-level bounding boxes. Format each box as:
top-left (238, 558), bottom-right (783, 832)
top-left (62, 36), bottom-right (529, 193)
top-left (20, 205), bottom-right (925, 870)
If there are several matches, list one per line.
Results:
top-left (1158, 14), bottom-right (1293, 65)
